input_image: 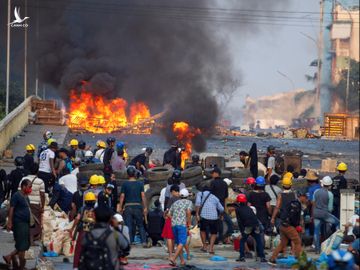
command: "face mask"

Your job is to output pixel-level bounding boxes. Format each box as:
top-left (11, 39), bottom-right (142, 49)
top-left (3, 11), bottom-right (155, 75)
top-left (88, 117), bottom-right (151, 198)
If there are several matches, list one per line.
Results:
top-left (24, 187), bottom-right (32, 195)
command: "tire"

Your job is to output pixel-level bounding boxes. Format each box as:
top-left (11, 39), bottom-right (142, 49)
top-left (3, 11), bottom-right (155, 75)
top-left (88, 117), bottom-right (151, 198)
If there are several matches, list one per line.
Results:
top-left (231, 177), bottom-right (246, 186)
top-left (204, 156), bottom-right (225, 169)
top-left (148, 180), bottom-right (168, 189)
top-left (79, 163), bottom-right (104, 172)
top-left (231, 168), bottom-right (252, 179)
top-left (204, 168), bottom-right (231, 178)
top-left (182, 166), bottom-right (202, 179)
top-left (146, 167), bottom-right (174, 181)
top-left (182, 175), bottom-right (203, 187)
top-left (196, 179), bottom-right (213, 191)
top-left (145, 188), bottom-right (161, 210)
top-left (114, 170), bottom-right (128, 179)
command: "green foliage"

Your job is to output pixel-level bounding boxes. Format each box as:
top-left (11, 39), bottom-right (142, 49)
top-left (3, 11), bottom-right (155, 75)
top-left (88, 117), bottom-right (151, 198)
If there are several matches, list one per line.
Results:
top-left (292, 251), bottom-right (317, 270)
top-left (330, 59), bottom-right (360, 112)
top-left (0, 78), bottom-right (24, 120)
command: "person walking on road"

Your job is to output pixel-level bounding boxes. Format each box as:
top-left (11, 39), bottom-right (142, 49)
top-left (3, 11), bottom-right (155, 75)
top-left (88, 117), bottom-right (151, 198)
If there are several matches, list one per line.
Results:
top-left (195, 186), bottom-right (224, 254)
top-left (3, 179), bottom-right (33, 270)
top-left (312, 176), bottom-right (340, 253)
top-left (7, 157), bottom-right (28, 199)
top-left (38, 141), bottom-right (58, 193)
top-left (118, 166), bottom-right (148, 247)
top-left (269, 175), bottom-right (302, 265)
top-left (169, 189), bottom-right (193, 267)
top-left (234, 193), bottom-right (267, 263)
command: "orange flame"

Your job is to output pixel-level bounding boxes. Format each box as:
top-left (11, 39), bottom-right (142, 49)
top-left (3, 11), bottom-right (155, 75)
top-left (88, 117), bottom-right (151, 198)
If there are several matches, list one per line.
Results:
top-left (172, 121), bottom-right (201, 169)
top-left (69, 86), bottom-right (151, 133)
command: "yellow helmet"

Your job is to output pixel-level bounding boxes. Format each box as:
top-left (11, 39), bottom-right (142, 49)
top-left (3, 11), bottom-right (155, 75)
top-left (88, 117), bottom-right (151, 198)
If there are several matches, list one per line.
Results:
top-left (282, 177), bottom-right (293, 187)
top-left (47, 138), bottom-right (56, 145)
top-left (89, 174), bottom-right (99, 185)
top-left (97, 140), bottom-right (106, 148)
top-left (84, 192), bottom-right (96, 201)
top-left (26, 144), bottom-right (36, 151)
top-left (70, 139), bottom-right (79, 146)
top-left (283, 172), bottom-right (293, 179)
top-left (98, 175), bottom-right (106, 185)
top-left (337, 162), bottom-right (347, 171)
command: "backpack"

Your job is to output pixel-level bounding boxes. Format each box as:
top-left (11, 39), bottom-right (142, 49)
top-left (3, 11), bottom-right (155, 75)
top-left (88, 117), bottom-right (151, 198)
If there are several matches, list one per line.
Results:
top-left (79, 228), bottom-right (114, 270)
top-left (283, 200), bottom-right (301, 227)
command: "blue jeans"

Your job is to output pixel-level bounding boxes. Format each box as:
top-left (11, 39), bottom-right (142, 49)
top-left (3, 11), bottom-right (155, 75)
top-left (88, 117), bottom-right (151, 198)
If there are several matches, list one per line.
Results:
top-left (239, 226), bottom-right (265, 259)
top-left (314, 213), bottom-right (340, 252)
top-left (123, 207), bottom-right (147, 243)
top-left (218, 213), bottom-right (234, 241)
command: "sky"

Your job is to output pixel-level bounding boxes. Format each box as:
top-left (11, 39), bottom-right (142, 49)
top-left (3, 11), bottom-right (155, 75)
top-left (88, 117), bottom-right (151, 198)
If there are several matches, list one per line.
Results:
top-left (226, 0), bottom-right (320, 119)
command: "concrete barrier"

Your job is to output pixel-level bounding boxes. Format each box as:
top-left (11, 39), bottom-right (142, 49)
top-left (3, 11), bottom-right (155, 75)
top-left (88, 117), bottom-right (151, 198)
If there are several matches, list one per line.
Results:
top-left (0, 96), bottom-right (36, 155)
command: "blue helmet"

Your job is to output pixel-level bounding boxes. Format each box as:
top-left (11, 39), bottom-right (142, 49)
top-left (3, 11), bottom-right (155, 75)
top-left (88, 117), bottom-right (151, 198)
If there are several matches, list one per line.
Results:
top-left (255, 176), bottom-right (266, 186)
top-left (116, 141), bottom-right (125, 150)
top-left (327, 250), bottom-right (354, 270)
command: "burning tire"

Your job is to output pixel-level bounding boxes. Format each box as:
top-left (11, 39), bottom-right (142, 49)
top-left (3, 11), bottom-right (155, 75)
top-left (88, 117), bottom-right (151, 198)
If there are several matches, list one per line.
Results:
top-left (181, 166), bottom-right (202, 179)
top-left (79, 163), bottom-right (104, 172)
top-left (146, 167), bottom-right (174, 181)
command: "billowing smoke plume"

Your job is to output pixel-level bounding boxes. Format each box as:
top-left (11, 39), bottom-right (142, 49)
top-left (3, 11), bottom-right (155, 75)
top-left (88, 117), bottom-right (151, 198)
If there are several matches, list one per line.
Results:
top-left (26, 0), bottom-right (287, 151)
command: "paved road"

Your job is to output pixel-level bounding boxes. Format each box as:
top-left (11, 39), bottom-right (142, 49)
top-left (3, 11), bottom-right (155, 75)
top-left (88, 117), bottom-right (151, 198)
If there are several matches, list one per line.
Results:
top-left (0, 124), bottom-right (68, 173)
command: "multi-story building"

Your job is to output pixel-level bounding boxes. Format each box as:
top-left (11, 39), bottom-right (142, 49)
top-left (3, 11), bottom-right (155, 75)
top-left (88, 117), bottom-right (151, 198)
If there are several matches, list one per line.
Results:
top-left (331, 4), bottom-right (359, 84)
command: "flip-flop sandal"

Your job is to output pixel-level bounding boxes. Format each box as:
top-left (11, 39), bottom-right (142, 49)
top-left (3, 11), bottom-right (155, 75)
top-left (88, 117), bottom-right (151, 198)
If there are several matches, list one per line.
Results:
top-left (209, 251), bottom-right (215, 255)
top-left (200, 248), bottom-right (207, 253)
top-left (169, 259), bottom-right (177, 266)
top-left (3, 256), bottom-right (11, 265)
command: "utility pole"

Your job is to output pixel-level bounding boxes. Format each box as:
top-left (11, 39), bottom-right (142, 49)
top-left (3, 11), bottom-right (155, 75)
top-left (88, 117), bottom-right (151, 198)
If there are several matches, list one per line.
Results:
top-left (35, 0), bottom-right (40, 98)
top-left (6, 0), bottom-right (11, 115)
top-left (24, 0), bottom-right (28, 100)
top-left (318, 0), bottom-right (324, 119)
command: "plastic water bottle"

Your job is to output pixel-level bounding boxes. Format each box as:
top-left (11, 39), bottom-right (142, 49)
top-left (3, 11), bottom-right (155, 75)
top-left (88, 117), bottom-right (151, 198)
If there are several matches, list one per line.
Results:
top-left (331, 231), bottom-right (343, 250)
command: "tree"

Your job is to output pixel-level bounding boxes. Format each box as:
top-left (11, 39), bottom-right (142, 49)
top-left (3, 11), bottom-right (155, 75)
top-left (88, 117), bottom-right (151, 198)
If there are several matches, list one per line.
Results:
top-left (0, 78), bottom-right (24, 120)
top-left (331, 59), bottom-right (360, 113)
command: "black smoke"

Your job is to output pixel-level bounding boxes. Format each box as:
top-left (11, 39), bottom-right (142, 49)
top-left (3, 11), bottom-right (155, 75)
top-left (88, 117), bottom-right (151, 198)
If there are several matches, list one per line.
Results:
top-left (6, 0), bottom-right (288, 151)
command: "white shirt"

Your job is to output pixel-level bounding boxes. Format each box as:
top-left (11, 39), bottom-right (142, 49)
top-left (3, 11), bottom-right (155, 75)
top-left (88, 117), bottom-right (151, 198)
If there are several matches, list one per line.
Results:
top-left (347, 214), bottom-right (359, 236)
top-left (58, 174), bottom-right (77, 194)
top-left (95, 149), bottom-right (106, 162)
top-left (18, 175), bottom-right (45, 205)
top-left (39, 148), bottom-right (55, 173)
top-left (159, 187), bottom-right (166, 211)
top-left (71, 167), bottom-right (79, 176)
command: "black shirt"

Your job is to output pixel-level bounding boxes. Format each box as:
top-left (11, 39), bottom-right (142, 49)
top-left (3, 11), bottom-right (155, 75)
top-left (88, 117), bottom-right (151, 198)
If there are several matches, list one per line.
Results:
top-left (248, 191), bottom-right (271, 227)
top-left (210, 178), bottom-right (228, 206)
top-left (163, 148), bottom-right (180, 169)
top-left (129, 154), bottom-right (147, 172)
top-left (98, 191), bottom-right (112, 209)
top-left (332, 175), bottom-right (347, 198)
top-left (72, 190), bottom-right (84, 213)
top-left (23, 154), bottom-right (35, 173)
top-left (147, 209), bottom-right (165, 234)
top-left (235, 204), bottom-right (259, 232)
top-left (8, 168), bottom-right (28, 198)
top-left (10, 191), bottom-right (30, 223)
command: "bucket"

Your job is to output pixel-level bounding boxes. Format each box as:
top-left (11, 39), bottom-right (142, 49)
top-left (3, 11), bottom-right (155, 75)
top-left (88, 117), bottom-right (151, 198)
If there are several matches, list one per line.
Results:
top-left (233, 238), bottom-right (240, 251)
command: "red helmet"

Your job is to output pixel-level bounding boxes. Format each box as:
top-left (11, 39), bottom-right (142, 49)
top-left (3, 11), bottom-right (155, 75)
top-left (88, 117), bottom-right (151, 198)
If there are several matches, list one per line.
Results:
top-left (246, 177), bottom-right (255, 185)
top-left (236, 193), bottom-right (247, 203)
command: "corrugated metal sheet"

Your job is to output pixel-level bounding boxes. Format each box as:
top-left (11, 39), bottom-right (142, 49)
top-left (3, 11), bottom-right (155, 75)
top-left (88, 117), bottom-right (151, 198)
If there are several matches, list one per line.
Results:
top-left (331, 23), bottom-right (351, 39)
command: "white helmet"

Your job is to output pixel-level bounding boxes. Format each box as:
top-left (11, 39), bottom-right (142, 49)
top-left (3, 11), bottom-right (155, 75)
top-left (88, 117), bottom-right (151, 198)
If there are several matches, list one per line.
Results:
top-left (44, 131), bottom-right (53, 140)
top-left (321, 176), bottom-right (333, 186)
top-left (85, 150), bottom-right (94, 157)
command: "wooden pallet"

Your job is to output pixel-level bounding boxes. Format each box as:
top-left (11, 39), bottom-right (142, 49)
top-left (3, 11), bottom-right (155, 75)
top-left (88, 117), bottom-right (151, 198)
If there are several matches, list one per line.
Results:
top-left (31, 100), bottom-right (56, 111)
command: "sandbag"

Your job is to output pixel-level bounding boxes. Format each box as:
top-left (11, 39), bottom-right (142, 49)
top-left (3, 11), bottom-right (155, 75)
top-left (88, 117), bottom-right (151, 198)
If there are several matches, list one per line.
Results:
top-left (321, 230), bottom-right (344, 255)
top-left (189, 225), bottom-right (202, 248)
top-left (63, 240), bottom-right (75, 257)
top-left (36, 258), bottom-right (55, 270)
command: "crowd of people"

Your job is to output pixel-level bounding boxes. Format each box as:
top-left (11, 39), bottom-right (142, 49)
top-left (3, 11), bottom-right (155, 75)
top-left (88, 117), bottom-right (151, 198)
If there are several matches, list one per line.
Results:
top-left (0, 131), bottom-right (358, 270)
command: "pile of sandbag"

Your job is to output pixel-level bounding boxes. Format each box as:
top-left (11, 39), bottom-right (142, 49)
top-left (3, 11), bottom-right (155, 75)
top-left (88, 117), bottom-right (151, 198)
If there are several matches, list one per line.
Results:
top-left (42, 206), bottom-right (74, 256)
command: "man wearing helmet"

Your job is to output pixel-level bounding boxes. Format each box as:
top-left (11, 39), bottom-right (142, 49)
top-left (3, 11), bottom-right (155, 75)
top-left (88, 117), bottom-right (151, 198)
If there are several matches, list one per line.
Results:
top-left (111, 142), bottom-right (127, 171)
top-left (185, 154), bottom-right (201, 169)
top-left (233, 193), bottom-right (267, 262)
top-left (38, 141), bottom-right (58, 193)
top-left (129, 147), bottom-right (153, 174)
top-left (312, 176), bottom-right (340, 254)
top-left (7, 157), bottom-right (28, 199)
top-left (37, 131), bottom-right (52, 158)
top-left (332, 162), bottom-right (348, 219)
top-left (23, 144), bottom-right (36, 173)
top-left (94, 140), bottom-right (106, 162)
